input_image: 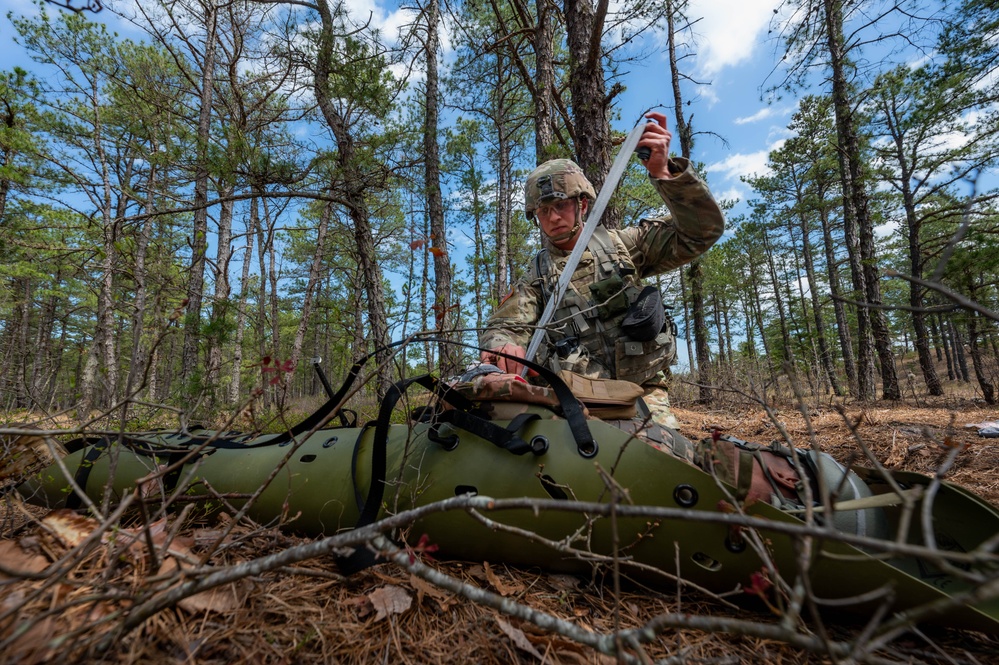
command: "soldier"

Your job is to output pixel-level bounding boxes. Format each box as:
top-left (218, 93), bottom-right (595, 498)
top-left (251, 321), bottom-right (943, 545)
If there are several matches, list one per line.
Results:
top-left (479, 112), bottom-right (725, 428)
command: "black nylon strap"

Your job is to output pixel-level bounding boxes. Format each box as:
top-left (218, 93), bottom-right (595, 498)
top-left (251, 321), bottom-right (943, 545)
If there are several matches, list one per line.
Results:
top-left (65, 436), bottom-right (110, 510)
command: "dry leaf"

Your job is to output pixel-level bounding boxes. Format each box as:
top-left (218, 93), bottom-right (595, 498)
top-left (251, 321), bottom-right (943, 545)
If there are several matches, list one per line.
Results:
top-left (885, 434), bottom-right (908, 467)
top-left (40, 509), bottom-right (97, 549)
top-left (409, 574), bottom-right (455, 611)
top-left (547, 573), bottom-right (580, 592)
top-left (0, 540), bottom-right (49, 578)
top-left (371, 569), bottom-right (407, 585)
top-left (0, 432), bottom-right (60, 489)
top-left (177, 581), bottom-right (247, 614)
top-left (495, 616), bottom-right (543, 660)
top-left (368, 585), bottom-right (412, 622)
top-left (483, 561), bottom-right (524, 596)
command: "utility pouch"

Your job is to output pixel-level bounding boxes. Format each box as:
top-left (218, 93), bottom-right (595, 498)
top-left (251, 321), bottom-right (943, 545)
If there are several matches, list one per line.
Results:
top-left (589, 273), bottom-right (630, 319)
top-left (621, 286), bottom-right (665, 342)
top-left (558, 370), bottom-right (644, 419)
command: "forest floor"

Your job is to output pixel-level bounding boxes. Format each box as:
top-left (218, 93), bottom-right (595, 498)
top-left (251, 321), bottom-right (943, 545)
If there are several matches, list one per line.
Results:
top-left (2, 395), bottom-right (999, 664)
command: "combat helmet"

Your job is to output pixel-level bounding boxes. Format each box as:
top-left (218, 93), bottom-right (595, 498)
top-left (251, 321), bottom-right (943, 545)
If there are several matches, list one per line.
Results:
top-left (524, 159), bottom-right (597, 219)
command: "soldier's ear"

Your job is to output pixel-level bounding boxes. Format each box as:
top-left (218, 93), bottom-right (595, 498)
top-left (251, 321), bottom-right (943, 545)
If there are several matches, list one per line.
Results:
top-left (579, 197), bottom-right (589, 215)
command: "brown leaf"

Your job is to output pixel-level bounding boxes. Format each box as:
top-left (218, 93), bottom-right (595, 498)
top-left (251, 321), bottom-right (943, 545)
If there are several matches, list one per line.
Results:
top-left (483, 561), bottom-right (524, 596)
top-left (177, 581), bottom-right (248, 614)
top-left (495, 616), bottom-right (543, 660)
top-left (0, 432), bottom-right (60, 489)
top-left (40, 510), bottom-right (98, 549)
top-left (409, 574), bottom-right (455, 611)
top-left (368, 585), bottom-right (412, 622)
top-left (466, 564), bottom-right (488, 581)
top-left (0, 540), bottom-right (49, 578)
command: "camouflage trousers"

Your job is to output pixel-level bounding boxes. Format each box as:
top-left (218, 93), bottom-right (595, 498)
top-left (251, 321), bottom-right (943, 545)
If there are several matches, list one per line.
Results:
top-left (642, 385), bottom-right (680, 430)
top-left (633, 386), bottom-right (698, 465)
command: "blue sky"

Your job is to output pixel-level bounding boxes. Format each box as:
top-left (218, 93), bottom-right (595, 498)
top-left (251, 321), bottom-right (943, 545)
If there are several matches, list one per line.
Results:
top-left (0, 0), bottom-right (788, 202)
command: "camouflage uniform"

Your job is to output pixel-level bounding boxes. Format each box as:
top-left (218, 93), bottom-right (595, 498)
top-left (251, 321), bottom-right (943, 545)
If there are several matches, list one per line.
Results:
top-left (480, 157), bottom-right (724, 423)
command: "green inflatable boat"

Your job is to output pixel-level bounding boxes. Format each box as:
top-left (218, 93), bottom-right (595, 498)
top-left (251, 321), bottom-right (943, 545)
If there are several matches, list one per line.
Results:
top-left (16, 357), bottom-right (999, 636)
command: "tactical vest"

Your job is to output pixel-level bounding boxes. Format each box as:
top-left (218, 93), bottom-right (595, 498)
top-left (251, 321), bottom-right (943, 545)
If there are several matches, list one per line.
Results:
top-left (529, 226), bottom-right (676, 386)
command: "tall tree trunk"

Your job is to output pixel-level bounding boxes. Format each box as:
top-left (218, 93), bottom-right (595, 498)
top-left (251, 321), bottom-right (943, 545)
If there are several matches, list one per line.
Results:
top-left (206, 189), bottom-right (235, 407)
top-left (952, 320), bottom-right (970, 382)
top-left (290, 199), bottom-right (332, 374)
top-left (679, 271), bottom-right (695, 372)
top-left (822, 0), bottom-right (898, 399)
top-left (818, 206), bottom-right (856, 394)
top-left (494, 66), bottom-right (513, 298)
top-left (123, 163), bottom-right (157, 408)
top-left (533, 0), bottom-right (557, 159)
top-left (822, 0), bottom-right (877, 400)
top-left (181, 3), bottom-right (218, 394)
top-left (929, 314), bottom-right (944, 362)
top-left (797, 207), bottom-right (842, 395)
top-left (666, 0), bottom-right (708, 398)
top-left (968, 313), bottom-right (996, 404)
top-left (688, 260), bottom-right (711, 402)
top-left (422, 0), bottom-right (458, 375)
top-left (312, 1), bottom-right (392, 395)
top-left (256, 195), bottom-right (272, 410)
top-left (564, 0), bottom-right (615, 225)
top-left (762, 230), bottom-right (795, 370)
top-left (230, 192), bottom-right (257, 405)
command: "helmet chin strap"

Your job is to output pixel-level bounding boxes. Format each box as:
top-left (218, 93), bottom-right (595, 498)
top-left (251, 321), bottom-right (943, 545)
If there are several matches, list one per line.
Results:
top-left (543, 202), bottom-right (584, 245)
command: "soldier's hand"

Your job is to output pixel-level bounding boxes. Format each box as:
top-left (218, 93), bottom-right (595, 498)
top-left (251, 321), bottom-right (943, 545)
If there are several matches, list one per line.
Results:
top-left (481, 344), bottom-right (530, 376)
top-left (638, 112), bottom-right (672, 180)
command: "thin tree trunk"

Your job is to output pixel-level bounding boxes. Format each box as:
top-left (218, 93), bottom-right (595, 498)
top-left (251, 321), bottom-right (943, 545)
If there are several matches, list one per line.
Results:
top-left (533, 0), bottom-right (556, 159)
top-left (313, 1), bottom-right (392, 395)
top-left (423, 0), bottom-right (458, 375)
top-left (564, 0), bottom-right (615, 226)
top-left (952, 320), bottom-right (970, 382)
top-left (290, 199), bottom-right (332, 374)
top-left (181, 3), bottom-right (218, 392)
top-left (822, 0), bottom-right (878, 400)
top-left (230, 192), bottom-right (258, 405)
top-left (679, 270), bottom-right (695, 372)
top-left (207, 189), bottom-right (235, 407)
top-left (494, 55), bottom-right (512, 298)
top-left (968, 313), bottom-right (996, 404)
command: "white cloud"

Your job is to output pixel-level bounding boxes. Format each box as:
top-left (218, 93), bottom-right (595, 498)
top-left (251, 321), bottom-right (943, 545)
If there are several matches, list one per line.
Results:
top-left (734, 107), bottom-right (780, 125)
top-left (342, 0), bottom-right (412, 44)
top-left (706, 148), bottom-right (774, 183)
top-left (688, 0), bottom-right (776, 76)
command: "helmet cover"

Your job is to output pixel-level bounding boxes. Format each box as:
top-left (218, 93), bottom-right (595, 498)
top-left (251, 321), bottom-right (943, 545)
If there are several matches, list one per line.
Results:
top-left (524, 159), bottom-right (597, 219)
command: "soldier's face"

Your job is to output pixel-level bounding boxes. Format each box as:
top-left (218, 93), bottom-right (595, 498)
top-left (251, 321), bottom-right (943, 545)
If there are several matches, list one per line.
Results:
top-left (538, 197), bottom-right (587, 250)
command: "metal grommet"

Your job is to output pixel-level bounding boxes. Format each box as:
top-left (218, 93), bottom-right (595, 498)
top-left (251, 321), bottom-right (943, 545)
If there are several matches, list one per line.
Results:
top-left (578, 441), bottom-right (598, 459)
top-left (725, 533), bottom-right (747, 554)
top-left (530, 435), bottom-right (549, 456)
top-left (673, 484), bottom-right (699, 508)
top-left (322, 436), bottom-right (338, 449)
top-left (429, 424), bottom-right (459, 451)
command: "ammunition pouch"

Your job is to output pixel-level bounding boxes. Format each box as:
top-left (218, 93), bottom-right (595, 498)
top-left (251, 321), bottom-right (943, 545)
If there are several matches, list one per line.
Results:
top-left (589, 273), bottom-right (630, 319)
top-left (621, 285), bottom-right (666, 342)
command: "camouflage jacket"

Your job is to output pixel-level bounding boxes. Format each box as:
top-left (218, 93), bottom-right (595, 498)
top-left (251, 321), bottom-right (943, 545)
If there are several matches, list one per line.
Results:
top-left (479, 157), bottom-right (725, 386)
